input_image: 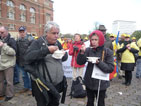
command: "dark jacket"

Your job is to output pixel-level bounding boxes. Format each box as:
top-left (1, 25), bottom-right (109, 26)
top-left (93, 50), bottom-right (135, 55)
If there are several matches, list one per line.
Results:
top-left (77, 46), bottom-right (114, 90)
top-left (16, 35), bottom-right (34, 66)
top-left (104, 35), bottom-right (113, 50)
top-left (24, 36), bottom-right (68, 85)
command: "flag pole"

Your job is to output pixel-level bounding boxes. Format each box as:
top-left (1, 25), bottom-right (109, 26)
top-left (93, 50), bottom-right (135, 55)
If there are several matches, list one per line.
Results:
top-left (116, 31), bottom-right (120, 74)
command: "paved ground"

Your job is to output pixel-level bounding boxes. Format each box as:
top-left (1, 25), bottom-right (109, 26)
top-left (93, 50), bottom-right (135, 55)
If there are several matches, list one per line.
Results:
top-left (0, 70), bottom-right (141, 106)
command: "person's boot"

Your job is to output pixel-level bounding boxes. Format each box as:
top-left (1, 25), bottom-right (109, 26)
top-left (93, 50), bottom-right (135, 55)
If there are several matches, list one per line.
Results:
top-left (5, 96), bottom-right (13, 101)
top-left (126, 82), bottom-right (130, 86)
top-left (122, 81), bottom-right (127, 85)
top-left (122, 78), bottom-right (127, 85)
top-left (126, 79), bottom-right (131, 86)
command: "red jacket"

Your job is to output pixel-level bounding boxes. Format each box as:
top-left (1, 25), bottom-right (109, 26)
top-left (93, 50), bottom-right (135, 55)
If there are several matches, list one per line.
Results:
top-left (69, 41), bottom-right (85, 68)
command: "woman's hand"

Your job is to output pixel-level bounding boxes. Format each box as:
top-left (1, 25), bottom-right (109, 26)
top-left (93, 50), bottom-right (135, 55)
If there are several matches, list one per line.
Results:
top-left (96, 59), bottom-right (100, 64)
top-left (80, 45), bottom-right (86, 54)
top-left (126, 44), bottom-right (131, 50)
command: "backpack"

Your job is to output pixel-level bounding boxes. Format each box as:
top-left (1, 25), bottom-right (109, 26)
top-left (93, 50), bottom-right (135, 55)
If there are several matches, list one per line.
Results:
top-left (70, 76), bottom-right (86, 98)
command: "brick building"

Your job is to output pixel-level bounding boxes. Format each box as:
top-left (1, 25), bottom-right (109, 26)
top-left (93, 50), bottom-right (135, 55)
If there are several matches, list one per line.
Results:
top-left (0, 0), bottom-right (53, 39)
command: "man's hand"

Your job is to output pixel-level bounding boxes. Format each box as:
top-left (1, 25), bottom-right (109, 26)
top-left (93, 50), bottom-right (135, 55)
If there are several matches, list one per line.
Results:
top-left (48, 46), bottom-right (58, 53)
top-left (0, 41), bottom-right (4, 47)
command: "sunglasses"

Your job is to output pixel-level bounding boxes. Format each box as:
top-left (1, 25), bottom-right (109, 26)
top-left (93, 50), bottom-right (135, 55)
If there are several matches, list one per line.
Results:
top-left (0, 32), bottom-right (4, 34)
top-left (100, 30), bottom-right (106, 32)
top-left (110, 36), bottom-right (114, 38)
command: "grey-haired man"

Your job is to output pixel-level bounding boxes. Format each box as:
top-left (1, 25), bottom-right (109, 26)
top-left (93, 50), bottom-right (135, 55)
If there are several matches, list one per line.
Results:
top-left (24, 21), bottom-right (68, 106)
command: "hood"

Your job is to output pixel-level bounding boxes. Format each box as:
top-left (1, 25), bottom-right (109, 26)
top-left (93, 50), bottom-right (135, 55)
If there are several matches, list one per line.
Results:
top-left (89, 30), bottom-right (105, 47)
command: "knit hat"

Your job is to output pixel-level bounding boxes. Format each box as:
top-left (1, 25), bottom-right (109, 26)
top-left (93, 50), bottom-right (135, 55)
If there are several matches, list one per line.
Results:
top-left (89, 30), bottom-right (105, 47)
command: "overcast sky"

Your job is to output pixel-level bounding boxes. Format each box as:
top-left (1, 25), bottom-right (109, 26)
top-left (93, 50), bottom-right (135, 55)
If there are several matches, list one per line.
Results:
top-left (53, 0), bottom-right (141, 34)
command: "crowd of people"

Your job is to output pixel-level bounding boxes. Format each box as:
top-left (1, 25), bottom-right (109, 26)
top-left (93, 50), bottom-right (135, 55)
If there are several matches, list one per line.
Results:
top-left (0, 21), bottom-right (141, 106)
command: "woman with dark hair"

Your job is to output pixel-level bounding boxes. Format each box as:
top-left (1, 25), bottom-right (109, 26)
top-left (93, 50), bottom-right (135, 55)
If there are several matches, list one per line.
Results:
top-left (77, 30), bottom-right (114, 106)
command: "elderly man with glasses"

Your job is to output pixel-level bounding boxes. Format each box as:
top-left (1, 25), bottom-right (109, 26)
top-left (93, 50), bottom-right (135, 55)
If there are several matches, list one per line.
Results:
top-left (0, 26), bottom-right (17, 101)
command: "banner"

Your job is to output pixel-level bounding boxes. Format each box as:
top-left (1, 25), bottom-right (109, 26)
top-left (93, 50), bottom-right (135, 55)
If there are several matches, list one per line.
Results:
top-left (62, 51), bottom-right (86, 78)
top-left (91, 65), bottom-right (109, 81)
top-left (62, 52), bottom-right (73, 78)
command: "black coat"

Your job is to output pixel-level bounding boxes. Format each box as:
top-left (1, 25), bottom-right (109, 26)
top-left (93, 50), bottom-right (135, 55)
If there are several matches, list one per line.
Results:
top-left (16, 35), bottom-right (34, 66)
top-left (77, 46), bottom-right (114, 90)
top-left (1, 33), bottom-right (17, 52)
top-left (24, 36), bottom-right (68, 81)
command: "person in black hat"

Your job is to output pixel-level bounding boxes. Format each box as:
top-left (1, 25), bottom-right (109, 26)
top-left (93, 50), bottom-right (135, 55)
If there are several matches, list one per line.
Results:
top-left (98, 25), bottom-right (113, 99)
top-left (98, 25), bottom-right (113, 50)
top-left (98, 25), bottom-right (107, 36)
top-left (16, 26), bottom-right (34, 94)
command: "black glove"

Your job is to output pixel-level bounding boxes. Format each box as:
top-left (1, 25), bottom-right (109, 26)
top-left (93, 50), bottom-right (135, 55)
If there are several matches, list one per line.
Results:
top-left (73, 46), bottom-right (79, 52)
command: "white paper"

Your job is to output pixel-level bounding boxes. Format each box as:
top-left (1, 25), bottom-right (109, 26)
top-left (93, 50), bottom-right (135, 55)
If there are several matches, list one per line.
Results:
top-left (87, 57), bottom-right (99, 63)
top-left (91, 65), bottom-right (109, 81)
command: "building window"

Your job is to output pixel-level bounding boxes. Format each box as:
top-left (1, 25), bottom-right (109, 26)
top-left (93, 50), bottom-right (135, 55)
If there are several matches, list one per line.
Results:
top-left (20, 4), bottom-right (26, 22)
top-left (20, 4), bottom-right (26, 10)
top-left (7, 0), bottom-right (15, 20)
top-left (8, 24), bottom-right (15, 30)
top-left (44, 0), bottom-right (49, 6)
top-left (46, 13), bottom-right (51, 23)
top-left (30, 7), bottom-right (36, 24)
top-left (20, 13), bottom-right (26, 22)
top-left (7, 0), bottom-right (14, 7)
top-left (7, 9), bottom-right (15, 20)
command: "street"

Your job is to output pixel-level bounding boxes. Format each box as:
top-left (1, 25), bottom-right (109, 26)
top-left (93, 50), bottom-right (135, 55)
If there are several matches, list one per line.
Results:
top-left (0, 71), bottom-right (141, 106)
